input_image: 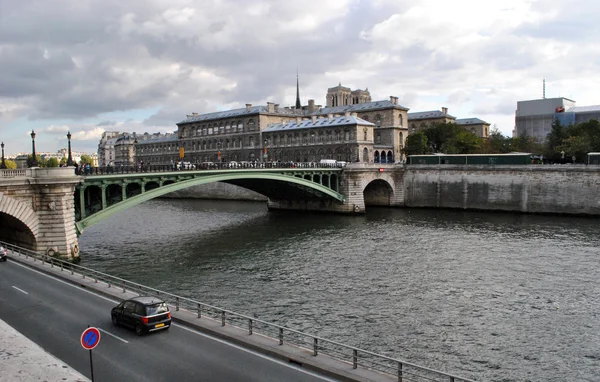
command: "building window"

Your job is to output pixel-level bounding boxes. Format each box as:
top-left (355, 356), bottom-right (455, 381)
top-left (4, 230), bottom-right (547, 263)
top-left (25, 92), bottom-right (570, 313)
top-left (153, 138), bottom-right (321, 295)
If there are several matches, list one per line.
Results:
top-left (248, 119), bottom-right (255, 131)
top-left (363, 128), bottom-right (368, 141)
top-left (376, 133), bottom-right (381, 144)
top-left (399, 114), bottom-right (404, 127)
top-left (375, 115), bottom-right (381, 127)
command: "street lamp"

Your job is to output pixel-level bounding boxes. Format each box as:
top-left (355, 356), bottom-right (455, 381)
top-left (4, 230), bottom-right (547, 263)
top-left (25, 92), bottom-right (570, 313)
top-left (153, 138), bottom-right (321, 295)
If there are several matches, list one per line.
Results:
top-left (66, 131), bottom-right (74, 166)
top-left (217, 141), bottom-right (221, 162)
top-left (1, 142), bottom-right (6, 169)
top-left (30, 130), bottom-right (39, 167)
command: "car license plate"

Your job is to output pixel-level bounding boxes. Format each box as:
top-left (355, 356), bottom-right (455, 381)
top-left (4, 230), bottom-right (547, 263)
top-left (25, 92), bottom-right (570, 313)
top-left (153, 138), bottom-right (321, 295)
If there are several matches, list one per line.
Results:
top-left (155, 323), bottom-right (165, 328)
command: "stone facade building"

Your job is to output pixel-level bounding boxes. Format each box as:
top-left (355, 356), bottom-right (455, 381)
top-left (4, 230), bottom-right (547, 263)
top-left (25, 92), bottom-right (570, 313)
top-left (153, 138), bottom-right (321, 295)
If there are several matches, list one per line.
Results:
top-left (262, 113), bottom-right (375, 163)
top-left (97, 131), bottom-right (120, 166)
top-left (98, 82), bottom-right (490, 167)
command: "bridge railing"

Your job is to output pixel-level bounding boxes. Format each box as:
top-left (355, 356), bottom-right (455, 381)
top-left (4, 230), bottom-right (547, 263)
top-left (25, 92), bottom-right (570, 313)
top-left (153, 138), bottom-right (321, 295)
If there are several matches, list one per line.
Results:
top-left (0, 169), bottom-right (28, 178)
top-left (79, 162), bottom-right (345, 176)
top-left (1, 241), bottom-right (474, 382)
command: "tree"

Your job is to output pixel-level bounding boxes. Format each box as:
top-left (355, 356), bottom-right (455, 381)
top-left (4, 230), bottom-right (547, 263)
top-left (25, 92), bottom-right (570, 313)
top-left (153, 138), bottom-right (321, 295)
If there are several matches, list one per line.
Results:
top-left (46, 157), bottom-right (59, 167)
top-left (4, 160), bottom-right (17, 169)
top-left (544, 119), bottom-right (569, 161)
top-left (403, 132), bottom-right (429, 156)
top-left (26, 155), bottom-right (44, 167)
top-left (80, 155), bottom-right (93, 165)
top-left (441, 129), bottom-right (480, 154)
top-left (481, 127), bottom-right (511, 154)
top-left (60, 156), bottom-right (67, 166)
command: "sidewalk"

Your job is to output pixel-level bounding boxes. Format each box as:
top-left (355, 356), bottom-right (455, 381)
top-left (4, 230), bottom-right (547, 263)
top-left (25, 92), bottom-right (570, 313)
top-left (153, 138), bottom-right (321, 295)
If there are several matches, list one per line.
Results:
top-left (0, 318), bottom-right (89, 382)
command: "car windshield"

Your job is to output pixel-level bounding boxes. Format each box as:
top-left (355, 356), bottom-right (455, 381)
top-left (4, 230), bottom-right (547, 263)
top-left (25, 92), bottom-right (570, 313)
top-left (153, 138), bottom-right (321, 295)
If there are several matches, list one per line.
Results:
top-left (145, 303), bottom-right (168, 315)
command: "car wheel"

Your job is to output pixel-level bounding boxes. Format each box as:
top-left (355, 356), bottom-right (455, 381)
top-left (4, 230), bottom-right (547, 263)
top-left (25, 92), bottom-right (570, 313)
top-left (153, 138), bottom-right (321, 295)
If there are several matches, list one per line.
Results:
top-left (135, 324), bottom-right (144, 336)
top-left (111, 315), bottom-right (119, 326)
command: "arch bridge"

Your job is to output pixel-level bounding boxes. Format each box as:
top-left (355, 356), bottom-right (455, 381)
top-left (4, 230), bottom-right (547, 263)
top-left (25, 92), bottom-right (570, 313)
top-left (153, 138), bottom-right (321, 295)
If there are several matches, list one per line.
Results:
top-left (0, 164), bottom-right (405, 259)
top-left (76, 167), bottom-right (346, 234)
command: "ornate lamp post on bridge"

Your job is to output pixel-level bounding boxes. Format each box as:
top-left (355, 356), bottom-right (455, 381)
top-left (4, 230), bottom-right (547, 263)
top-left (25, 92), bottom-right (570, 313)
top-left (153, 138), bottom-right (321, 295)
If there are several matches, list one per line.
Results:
top-left (1, 142), bottom-right (6, 169)
top-left (30, 130), bottom-right (39, 167)
top-left (66, 131), bottom-right (74, 166)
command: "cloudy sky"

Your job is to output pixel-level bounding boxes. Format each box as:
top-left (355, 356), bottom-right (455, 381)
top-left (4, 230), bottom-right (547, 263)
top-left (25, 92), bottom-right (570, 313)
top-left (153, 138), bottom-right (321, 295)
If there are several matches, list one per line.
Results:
top-left (1, 0), bottom-right (599, 155)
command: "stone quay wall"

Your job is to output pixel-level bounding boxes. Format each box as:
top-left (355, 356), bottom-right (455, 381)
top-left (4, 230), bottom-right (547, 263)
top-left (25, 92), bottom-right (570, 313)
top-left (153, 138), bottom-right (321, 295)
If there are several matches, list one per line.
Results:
top-left (403, 165), bottom-right (600, 216)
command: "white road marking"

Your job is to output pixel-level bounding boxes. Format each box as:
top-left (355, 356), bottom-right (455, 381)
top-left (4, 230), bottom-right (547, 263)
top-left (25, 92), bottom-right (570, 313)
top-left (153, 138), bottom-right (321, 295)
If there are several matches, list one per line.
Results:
top-left (98, 327), bottom-right (129, 343)
top-left (173, 323), bottom-right (339, 381)
top-left (12, 259), bottom-right (338, 381)
top-left (12, 286), bottom-right (29, 294)
top-left (10, 260), bottom-right (121, 304)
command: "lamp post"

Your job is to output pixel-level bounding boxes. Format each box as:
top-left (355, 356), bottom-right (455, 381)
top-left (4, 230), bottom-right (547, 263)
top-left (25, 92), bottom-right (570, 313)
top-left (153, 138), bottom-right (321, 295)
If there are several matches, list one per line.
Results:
top-left (217, 141), bottom-right (221, 163)
top-left (66, 131), bottom-right (74, 166)
top-left (1, 142), bottom-right (6, 169)
top-left (30, 130), bottom-right (39, 167)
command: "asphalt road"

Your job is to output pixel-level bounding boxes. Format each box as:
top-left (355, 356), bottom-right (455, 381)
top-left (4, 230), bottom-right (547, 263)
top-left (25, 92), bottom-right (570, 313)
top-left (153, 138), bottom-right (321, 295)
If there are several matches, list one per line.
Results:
top-left (0, 260), bottom-right (338, 382)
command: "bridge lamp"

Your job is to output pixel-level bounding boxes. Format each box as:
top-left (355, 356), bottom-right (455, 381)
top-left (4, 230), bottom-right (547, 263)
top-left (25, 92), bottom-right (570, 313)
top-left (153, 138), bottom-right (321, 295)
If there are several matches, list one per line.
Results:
top-left (30, 130), bottom-right (39, 167)
top-left (66, 131), bottom-right (74, 166)
top-left (1, 142), bottom-right (6, 169)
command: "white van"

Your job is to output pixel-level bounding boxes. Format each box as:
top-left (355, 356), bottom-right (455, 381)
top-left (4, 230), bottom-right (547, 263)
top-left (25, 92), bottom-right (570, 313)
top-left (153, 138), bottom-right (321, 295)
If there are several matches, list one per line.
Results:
top-left (319, 159), bottom-right (337, 167)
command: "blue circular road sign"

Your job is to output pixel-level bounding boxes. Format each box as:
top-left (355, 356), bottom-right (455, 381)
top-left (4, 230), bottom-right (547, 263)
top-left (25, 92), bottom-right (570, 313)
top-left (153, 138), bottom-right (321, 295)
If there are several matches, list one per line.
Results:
top-left (81, 327), bottom-right (101, 350)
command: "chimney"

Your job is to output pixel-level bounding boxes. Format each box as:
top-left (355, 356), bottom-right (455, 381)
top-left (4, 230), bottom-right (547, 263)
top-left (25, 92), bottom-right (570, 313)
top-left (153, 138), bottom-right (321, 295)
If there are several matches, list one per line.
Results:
top-left (327, 113), bottom-right (333, 120)
top-left (296, 117), bottom-right (302, 125)
top-left (351, 112), bottom-right (358, 118)
top-left (311, 115), bottom-right (317, 123)
top-left (246, 103), bottom-right (252, 111)
top-left (192, 112), bottom-right (198, 117)
top-left (308, 99), bottom-right (315, 113)
top-left (267, 102), bottom-right (275, 113)
top-left (344, 111), bottom-right (351, 119)
top-left (274, 104), bottom-right (279, 112)
top-left (390, 96), bottom-right (395, 104)
top-left (442, 107), bottom-right (448, 114)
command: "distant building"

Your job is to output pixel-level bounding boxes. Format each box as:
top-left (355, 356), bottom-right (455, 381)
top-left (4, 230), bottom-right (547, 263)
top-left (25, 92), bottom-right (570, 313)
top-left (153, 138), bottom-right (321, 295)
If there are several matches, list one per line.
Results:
top-left (514, 97), bottom-right (577, 141)
top-left (407, 107), bottom-right (456, 133)
top-left (555, 105), bottom-right (600, 127)
top-left (456, 118), bottom-right (491, 139)
top-left (100, 81), bottom-right (491, 165)
top-left (98, 131), bottom-right (121, 167)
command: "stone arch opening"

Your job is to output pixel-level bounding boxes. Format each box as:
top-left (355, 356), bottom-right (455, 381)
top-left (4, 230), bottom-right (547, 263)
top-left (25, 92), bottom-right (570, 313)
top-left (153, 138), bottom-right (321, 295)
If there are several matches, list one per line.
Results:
top-left (363, 179), bottom-right (394, 206)
top-left (0, 212), bottom-right (36, 250)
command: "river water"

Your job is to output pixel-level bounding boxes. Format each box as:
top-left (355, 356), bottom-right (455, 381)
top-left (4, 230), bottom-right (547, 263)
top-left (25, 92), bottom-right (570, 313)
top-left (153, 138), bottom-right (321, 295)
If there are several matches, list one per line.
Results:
top-left (78, 199), bottom-right (600, 381)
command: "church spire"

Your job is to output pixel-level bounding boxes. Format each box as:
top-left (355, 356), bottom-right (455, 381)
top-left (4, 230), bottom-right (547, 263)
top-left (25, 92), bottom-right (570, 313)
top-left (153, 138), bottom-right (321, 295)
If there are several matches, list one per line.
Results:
top-left (295, 71), bottom-right (301, 109)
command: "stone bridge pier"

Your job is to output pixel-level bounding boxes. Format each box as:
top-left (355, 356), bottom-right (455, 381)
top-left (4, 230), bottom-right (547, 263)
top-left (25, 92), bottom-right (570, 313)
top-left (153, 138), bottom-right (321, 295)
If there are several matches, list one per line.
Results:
top-left (0, 168), bottom-right (80, 260)
top-left (267, 164), bottom-right (405, 213)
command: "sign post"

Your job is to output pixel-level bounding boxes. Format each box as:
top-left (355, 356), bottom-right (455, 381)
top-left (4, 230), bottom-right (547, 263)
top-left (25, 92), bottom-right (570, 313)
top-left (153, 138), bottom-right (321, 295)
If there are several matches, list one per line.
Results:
top-left (81, 327), bottom-right (101, 381)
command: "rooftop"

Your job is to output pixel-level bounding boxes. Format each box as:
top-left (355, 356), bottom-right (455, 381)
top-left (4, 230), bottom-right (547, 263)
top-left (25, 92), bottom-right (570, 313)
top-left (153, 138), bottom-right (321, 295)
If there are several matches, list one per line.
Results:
top-left (408, 110), bottom-right (456, 120)
top-left (264, 115), bottom-right (374, 133)
top-left (567, 105), bottom-right (600, 113)
top-left (315, 100), bottom-right (408, 115)
top-left (456, 118), bottom-right (489, 125)
top-left (178, 105), bottom-right (302, 124)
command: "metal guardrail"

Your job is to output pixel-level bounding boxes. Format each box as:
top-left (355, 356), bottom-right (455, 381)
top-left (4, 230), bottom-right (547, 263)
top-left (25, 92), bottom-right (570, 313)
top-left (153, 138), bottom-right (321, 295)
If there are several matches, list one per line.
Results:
top-left (1, 241), bottom-right (475, 382)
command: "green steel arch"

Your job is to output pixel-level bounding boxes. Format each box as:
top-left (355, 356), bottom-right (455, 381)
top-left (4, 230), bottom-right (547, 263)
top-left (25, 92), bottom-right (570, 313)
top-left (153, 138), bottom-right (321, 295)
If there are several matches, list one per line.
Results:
top-left (76, 172), bottom-right (344, 234)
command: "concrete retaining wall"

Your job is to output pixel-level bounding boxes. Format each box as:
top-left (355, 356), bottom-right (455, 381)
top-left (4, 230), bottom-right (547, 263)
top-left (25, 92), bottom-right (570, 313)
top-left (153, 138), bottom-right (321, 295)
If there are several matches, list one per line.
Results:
top-left (404, 165), bottom-right (600, 215)
top-left (162, 182), bottom-right (267, 201)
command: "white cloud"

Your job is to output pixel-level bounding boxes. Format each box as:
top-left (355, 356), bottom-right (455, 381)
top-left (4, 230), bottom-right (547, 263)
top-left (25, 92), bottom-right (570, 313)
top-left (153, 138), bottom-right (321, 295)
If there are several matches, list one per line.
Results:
top-left (1, 0), bottom-right (600, 154)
